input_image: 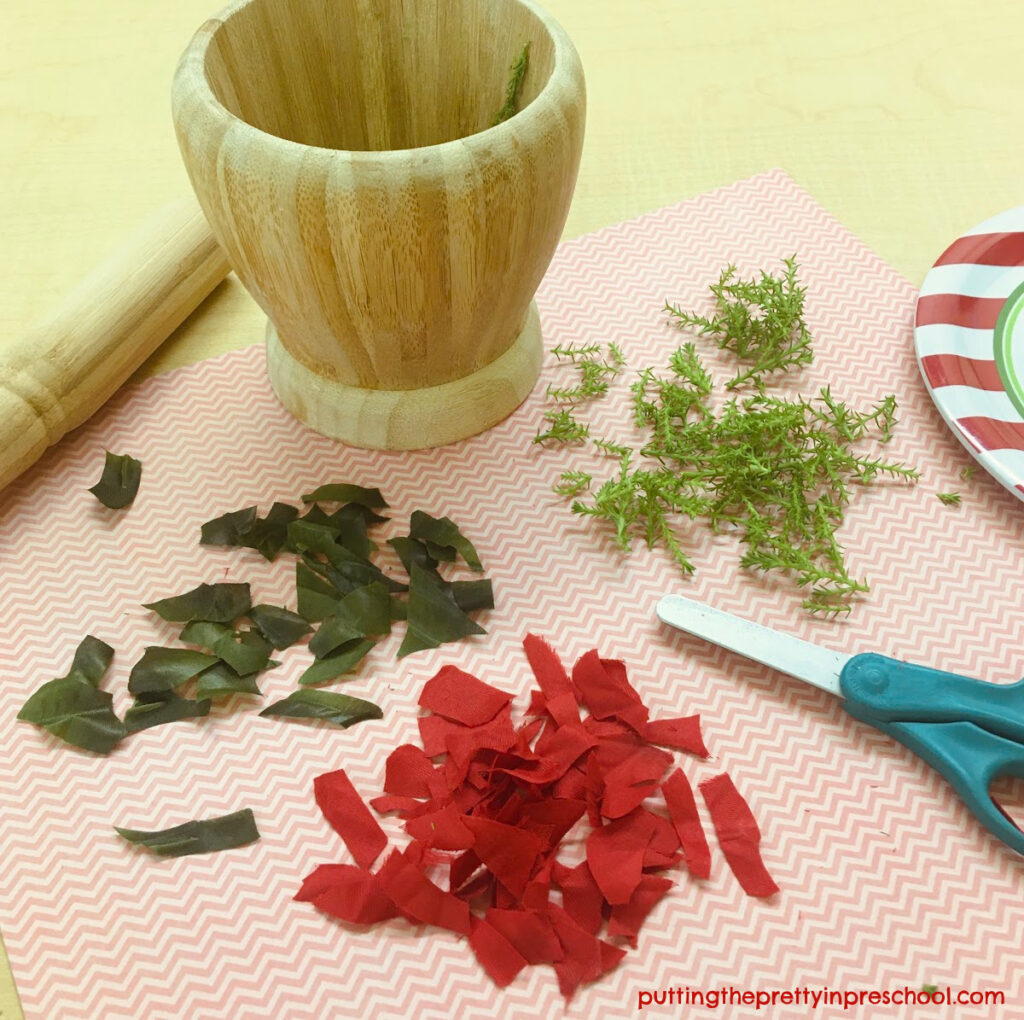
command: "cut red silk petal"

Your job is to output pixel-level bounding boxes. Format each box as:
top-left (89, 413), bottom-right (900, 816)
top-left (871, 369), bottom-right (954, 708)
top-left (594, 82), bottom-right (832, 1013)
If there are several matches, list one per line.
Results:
top-left (572, 650), bottom-right (648, 733)
top-left (547, 904), bottom-right (627, 1001)
top-left (384, 743), bottom-right (440, 798)
top-left (462, 815), bottom-right (547, 898)
top-left (313, 769), bottom-right (388, 870)
top-left (523, 633), bottom-right (581, 727)
top-left (496, 725), bottom-right (596, 785)
top-left (586, 808), bottom-right (659, 905)
top-left (644, 716), bottom-right (710, 758)
top-left (699, 773), bottom-right (779, 897)
top-left (607, 876), bottom-right (673, 947)
top-left (404, 803), bottom-right (475, 850)
top-left (312, 868), bottom-right (400, 925)
top-left (486, 908), bottom-right (563, 964)
top-left (555, 861), bottom-right (605, 935)
top-left (516, 798), bottom-right (587, 847)
top-left (600, 746), bottom-right (674, 819)
top-left (377, 849), bottom-right (473, 934)
top-left (469, 916), bottom-right (529, 988)
top-left (369, 794), bottom-right (423, 815)
top-left (294, 863), bottom-right (359, 903)
top-left (662, 768), bottom-right (711, 879)
top-left (419, 664), bottom-right (512, 726)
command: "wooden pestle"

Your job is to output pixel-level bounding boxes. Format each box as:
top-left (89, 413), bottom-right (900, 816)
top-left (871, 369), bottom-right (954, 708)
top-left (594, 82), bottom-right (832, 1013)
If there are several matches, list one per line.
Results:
top-left (0, 197), bottom-right (230, 495)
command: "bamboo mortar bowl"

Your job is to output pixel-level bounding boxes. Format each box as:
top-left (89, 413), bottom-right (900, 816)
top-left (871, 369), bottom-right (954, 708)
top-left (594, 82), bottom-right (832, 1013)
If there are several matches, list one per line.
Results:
top-left (172, 0), bottom-right (585, 449)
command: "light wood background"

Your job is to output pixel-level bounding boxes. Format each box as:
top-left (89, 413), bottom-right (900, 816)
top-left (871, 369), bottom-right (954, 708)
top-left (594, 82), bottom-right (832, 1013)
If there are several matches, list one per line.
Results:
top-left (1, 0), bottom-right (1020, 1015)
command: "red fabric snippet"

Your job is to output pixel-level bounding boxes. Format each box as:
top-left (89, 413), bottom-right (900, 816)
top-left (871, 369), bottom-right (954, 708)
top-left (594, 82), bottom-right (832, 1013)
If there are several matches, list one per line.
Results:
top-left (313, 769), bottom-right (388, 870)
top-left (662, 768), bottom-right (712, 879)
top-left (376, 848), bottom-right (473, 934)
top-left (645, 715), bottom-right (710, 758)
top-left (607, 876), bottom-right (673, 947)
top-left (384, 743), bottom-right (441, 798)
top-left (468, 917), bottom-right (529, 988)
top-left (296, 634), bottom-right (780, 1001)
top-left (572, 651), bottom-right (648, 733)
top-left (419, 664), bottom-right (512, 726)
top-left (699, 773), bottom-right (779, 897)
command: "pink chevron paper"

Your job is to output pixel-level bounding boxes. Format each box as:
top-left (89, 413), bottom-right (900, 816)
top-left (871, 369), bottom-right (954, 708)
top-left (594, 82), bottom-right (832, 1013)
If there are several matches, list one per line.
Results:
top-left (3, 169), bottom-right (1024, 1020)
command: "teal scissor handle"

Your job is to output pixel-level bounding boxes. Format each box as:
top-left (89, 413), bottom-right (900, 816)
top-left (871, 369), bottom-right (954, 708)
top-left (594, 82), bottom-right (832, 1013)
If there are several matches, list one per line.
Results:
top-left (840, 652), bottom-right (1024, 855)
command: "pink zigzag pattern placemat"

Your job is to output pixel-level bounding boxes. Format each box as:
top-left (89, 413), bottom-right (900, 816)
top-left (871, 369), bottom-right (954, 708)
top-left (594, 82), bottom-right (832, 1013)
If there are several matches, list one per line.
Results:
top-left (2, 169), bottom-right (1023, 1020)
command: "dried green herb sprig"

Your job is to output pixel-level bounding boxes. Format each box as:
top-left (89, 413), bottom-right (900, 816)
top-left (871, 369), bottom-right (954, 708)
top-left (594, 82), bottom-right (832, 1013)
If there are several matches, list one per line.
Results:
top-left (665, 256), bottom-right (812, 390)
top-left (493, 42), bottom-right (530, 125)
top-left (937, 491), bottom-right (962, 506)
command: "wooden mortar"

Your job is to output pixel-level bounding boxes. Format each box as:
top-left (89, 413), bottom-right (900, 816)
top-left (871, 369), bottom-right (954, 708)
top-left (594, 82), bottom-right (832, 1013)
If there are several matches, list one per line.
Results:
top-left (172, 0), bottom-right (585, 450)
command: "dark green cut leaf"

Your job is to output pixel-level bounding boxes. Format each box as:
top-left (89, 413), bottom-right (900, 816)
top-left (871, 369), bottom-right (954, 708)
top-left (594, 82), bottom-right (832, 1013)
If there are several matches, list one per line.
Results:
top-left (296, 559), bottom-right (340, 596)
top-left (424, 541), bottom-right (457, 562)
top-left (124, 692), bottom-right (211, 734)
top-left (246, 604), bottom-right (311, 649)
top-left (301, 483), bottom-right (389, 508)
top-left (308, 618), bottom-right (365, 659)
top-left (88, 451), bottom-right (142, 510)
top-left (199, 506), bottom-right (258, 547)
top-left (115, 808), bottom-right (260, 858)
top-left (259, 689), bottom-right (383, 728)
top-left (196, 662), bottom-right (262, 698)
top-left (238, 627), bottom-right (276, 658)
top-left (298, 638), bottom-right (375, 686)
top-left (334, 514), bottom-right (377, 560)
top-left (390, 597), bottom-right (408, 622)
top-left (317, 552), bottom-right (408, 594)
top-left (296, 585), bottom-right (343, 624)
top-left (243, 502), bottom-right (300, 561)
top-left (127, 647), bottom-right (220, 695)
top-left (397, 562), bottom-right (486, 659)
top-left (17, 676), bottom-right (126, 754)
top-left (212, 633), bottom-right (272, 676)
top-left (409, 510), bottom-right (484, 572)
top-left (144, 581), bottom-right (252, 623)
top-left (320, 582), bottom-right (392, 641)
top-left (67, 635), bottom-right (115, 686)
top-left (449, 578), bottom-right (495, 612)
top-left (179, 620), bottom-right (232, 650)
top-left (387, 536), bottom-right (439, 575)
top-left (329, 502), bottom-right (389, 527)
top-left (285, 519), bottom-right (342, 557)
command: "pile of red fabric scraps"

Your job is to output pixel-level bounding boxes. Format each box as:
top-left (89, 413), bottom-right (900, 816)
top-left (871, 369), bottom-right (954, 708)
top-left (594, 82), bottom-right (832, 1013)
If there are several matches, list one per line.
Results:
top-left (295, 634), bottom-right (778, 999)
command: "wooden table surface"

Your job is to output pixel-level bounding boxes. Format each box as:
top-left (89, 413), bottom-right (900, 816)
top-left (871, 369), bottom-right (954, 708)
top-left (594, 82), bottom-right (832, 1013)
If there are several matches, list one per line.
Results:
top-left (1, 0), bottom-right (1020, 1015)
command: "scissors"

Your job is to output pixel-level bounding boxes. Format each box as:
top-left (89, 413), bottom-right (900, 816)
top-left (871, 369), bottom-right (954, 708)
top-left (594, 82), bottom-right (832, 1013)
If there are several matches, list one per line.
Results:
top-left (656, 593), bottom-right (1024, 856)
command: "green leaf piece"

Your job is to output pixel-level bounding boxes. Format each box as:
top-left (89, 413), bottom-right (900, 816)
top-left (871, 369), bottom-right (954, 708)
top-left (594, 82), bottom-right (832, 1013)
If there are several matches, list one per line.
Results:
top-left (144, 582), bottom-right (252, 623)
top-left (88, 451), bottom-right (142, 510)
top-left (115, 808), bottom-right (260, 857)
top-left (199, 506), bottom-right (258, 547)
top-left (296, 559), bottom-right (340, 596)
top-left (127, 647), bottom-right (220, 695)
top-left (320, 582), bottom-right (392, 641)
top-left (196, 663), bottom-right (262, 698)
top-left (179, 620), bottom-right (232, 650)
top-left (67, 635), bottom-right (115, 686)
top-left (409, 511), bottom-right (484, 572)
top-left (308, 619), bottom-right (365, 659)
top-left (449, 578), bottom-right (495, 612)
top-left (124, 692), bottom-right (211, 734)
top-left (212, 633), bottom-right (272, 676)
top-left (259, 689), bottom-right (383, 728)
top-left (298, 638), bottom-right (376, 686)
top-left (397, 563), bottom-right (486, 659)
top-left (286, 519), bottom-right (342, 558)
top-left (301, 483), bottom-right (389, 508)
top-left (238, 627), bottom-right (276, 658)
top-left (246, 604), bottom-right (311, 649)
top-left (387, 536), bottom-right (438, 575)
top-left (17, 675), bottom-right (126, 754)
top-left (243, 502), bottom-right (301, 561)
top-left (492, 41), bottom-right (530, 126)
top-left (296, 585), bottom-right (343, 624)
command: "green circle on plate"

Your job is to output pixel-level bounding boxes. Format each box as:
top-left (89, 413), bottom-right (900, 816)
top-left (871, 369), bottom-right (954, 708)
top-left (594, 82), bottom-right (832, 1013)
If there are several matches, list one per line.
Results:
top-left (994, 280), bottom-right (1024, 420)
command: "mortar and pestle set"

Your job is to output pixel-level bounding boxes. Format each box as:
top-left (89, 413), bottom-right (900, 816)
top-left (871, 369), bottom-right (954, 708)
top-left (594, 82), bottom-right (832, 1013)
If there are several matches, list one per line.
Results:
top-left (0, 0), bottom-right (585, 492)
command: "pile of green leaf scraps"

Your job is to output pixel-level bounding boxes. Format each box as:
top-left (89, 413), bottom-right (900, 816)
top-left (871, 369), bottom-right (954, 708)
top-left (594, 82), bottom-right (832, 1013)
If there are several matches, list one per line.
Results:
top-left (17, 485), bottom-right (493, 755)
top-left (296, 635), bottom-right (776, 1000)
top-left (535, 258), bottom-right (919, 613)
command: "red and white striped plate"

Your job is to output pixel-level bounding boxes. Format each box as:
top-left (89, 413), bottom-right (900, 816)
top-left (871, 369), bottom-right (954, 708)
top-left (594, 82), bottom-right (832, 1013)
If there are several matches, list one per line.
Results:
top-left (915, 206), bottom-right (1024, 500)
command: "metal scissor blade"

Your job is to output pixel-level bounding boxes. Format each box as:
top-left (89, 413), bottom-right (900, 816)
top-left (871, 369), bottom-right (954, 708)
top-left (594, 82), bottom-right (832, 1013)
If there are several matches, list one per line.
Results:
top-left (656, 594), bottom-right (853, 697)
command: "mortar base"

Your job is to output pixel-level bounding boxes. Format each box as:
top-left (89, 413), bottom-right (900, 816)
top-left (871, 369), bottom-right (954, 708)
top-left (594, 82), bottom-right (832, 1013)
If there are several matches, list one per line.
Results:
top-left (265, 302), bottom-right (543, 450)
